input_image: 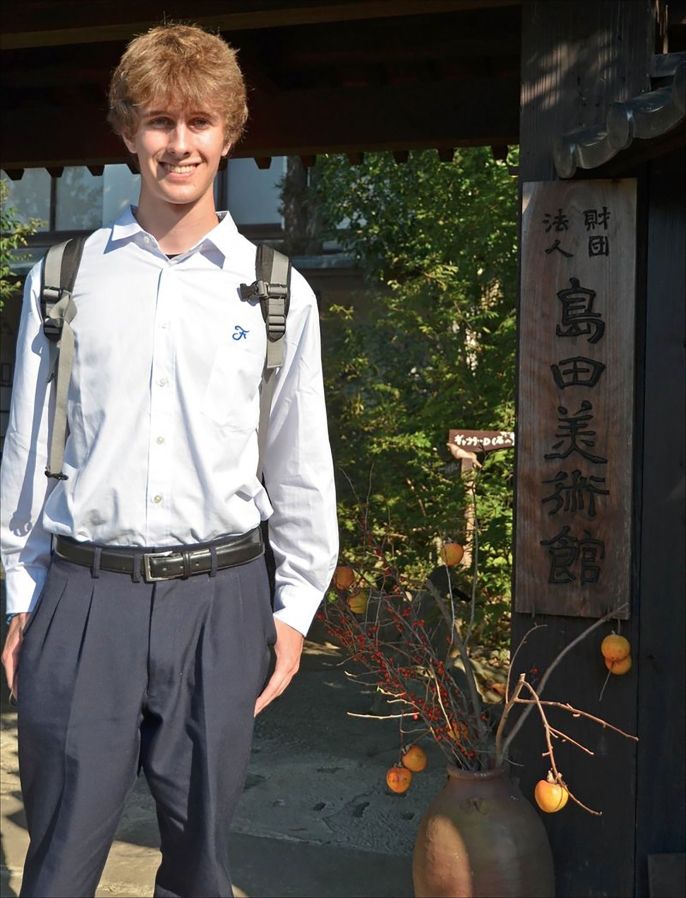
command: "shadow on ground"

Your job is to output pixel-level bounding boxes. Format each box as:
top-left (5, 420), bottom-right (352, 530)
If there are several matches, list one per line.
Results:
top-left (1, 619), bottom-right (432, 897)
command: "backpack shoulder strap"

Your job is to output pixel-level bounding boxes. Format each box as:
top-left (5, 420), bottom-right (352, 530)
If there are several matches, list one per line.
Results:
top-left (255, 243), bottom-right (291, 371)
top-left (239, 243), bottom-right (292, 478)
top-left (42, 236), bottom-right (88, 480)
top-left (42, 237), bottom-right (87, 343)
top-left (239, 243), bottom-right (291, 370)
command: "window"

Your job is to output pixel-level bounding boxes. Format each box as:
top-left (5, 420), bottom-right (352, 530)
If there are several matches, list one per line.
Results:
top-left (223, 157), bottom-right (286, 225)
top-left (2, 157), bottom-right (286, 233)
top-left (2, 165), bottom-right (141, 231)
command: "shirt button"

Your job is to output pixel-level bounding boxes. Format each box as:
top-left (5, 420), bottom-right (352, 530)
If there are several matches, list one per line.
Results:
top-left (153, 494), bottom-right (163, 504)
top-left (156, 436), bottom-right (165, 444)
top-left (157, 377), bottom-right (168, 387)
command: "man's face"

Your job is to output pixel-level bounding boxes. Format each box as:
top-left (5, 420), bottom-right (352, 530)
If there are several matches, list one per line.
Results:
top-left (123, 103), bottom-right (230, 209)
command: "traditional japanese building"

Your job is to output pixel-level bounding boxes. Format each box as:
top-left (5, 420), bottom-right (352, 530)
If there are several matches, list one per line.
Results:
top-left (1, 2), bottom-right (684, 895)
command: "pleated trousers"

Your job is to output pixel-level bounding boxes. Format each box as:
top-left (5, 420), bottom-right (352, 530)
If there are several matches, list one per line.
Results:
top-left (16, 549), bottom-right (276, 898)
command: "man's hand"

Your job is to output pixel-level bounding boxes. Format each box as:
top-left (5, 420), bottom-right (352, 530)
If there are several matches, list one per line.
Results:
top-left (2, 613), bottom-right (31, 702)
top-left (254, 618), bottom-right (304, 716)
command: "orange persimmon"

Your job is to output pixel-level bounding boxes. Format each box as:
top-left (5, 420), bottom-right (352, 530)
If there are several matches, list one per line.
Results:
top-left (347, 591), bottom-right (368, 615)
top-left (534, 772), bottom-right (569, 813)
top-left (440, 542), bottom-right (464, 567)
top-left (604, 654), bottom-right (632, 675)
top-left (401, 745), bottom-right (428, 773)
top-left (600, 633), bottom-right (631, 663)
top-left (333, 565), bottom-right (356, 590)
top-left (386, 766), bottom-right (413, 794)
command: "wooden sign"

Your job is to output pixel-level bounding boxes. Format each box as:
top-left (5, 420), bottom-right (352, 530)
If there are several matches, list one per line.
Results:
top-left (515, 179), bottom-right (636, 619)
top-left (447, 429), bottom-right (515, 472)
top-left (448, 429), bottom-right (515, 452)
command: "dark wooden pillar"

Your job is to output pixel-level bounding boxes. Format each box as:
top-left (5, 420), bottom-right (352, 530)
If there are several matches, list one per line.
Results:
top-left (634, 147), bottom-right (686, 898)
top-left (514, 3), bottom-right (656, 896)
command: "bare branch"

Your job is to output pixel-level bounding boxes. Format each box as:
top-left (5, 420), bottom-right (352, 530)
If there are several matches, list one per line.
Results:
top-left (518, 677), bottom-right (559, 780)
top-left (512, 698), bottom-right (638, 742)
top-left (501, 604), bottom-right (628, 759)
top-left (547, 726), bottom-right (595, 756)
top-left (494, 675), bottom-right (525, 765)
top-left (464, 471), bottom-right (480, 645)
top-left (506, 623), bottom-right (547, 701)
top-left (519, 679), bottom-right (603, 816)
top-left (567, 792), bottom-right (603, 816)
top-left (425, 580), bottom-right (487, 745)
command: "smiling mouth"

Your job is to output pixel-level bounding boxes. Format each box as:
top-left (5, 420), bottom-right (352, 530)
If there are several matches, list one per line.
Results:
top-left (161, 162), bottom-right (199, 174)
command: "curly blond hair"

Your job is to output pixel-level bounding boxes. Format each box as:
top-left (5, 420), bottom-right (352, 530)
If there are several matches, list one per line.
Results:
top-left (108, 24), bottom-right (248, 144)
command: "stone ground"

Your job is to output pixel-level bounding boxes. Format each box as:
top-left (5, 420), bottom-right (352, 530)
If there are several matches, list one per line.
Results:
top-left (1, 618), bottom-right (449, 898)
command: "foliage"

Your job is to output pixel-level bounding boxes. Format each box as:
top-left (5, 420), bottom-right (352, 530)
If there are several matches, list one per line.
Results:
top-left (0, 179), bottom-right (42, 312)
top-left (311, 148), bottom-right (518, 644)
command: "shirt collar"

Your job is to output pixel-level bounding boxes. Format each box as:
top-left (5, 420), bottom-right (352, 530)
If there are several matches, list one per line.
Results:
top-left (109, 206), bottom-right (239, 266)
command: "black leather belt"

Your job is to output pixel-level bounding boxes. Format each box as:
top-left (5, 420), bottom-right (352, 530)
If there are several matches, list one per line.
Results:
top-left (54, 528), bottom-right (264, 582)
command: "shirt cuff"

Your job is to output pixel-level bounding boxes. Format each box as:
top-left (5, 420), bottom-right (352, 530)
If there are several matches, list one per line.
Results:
top-left (3, 565), bottom-right (48, 615)
top-left (273, 583), bottom-right (325, 637)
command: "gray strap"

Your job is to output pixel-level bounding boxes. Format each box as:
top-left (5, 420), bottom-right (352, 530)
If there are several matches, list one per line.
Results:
top-left (264, 250), bottom-right (289, 370)
top-left (257, 368), bottom-right (278, 481)
top-left (43, 241), bottom-right (68, 307)
top-left (42, 239), bottom-right (82, 480)
top-left (46, 295), bottom-right (76, 479)
top-left (253, 245), bottom-right (290, 477)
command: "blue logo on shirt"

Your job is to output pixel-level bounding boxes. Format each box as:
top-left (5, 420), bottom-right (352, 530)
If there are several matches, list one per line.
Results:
top-left (232, 325), bottom-right (249, 341)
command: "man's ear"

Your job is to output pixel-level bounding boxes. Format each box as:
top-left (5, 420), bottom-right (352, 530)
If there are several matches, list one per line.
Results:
top-left (122, 131), bottom-right (137, 155)
top-left (222, 142), bottom-right (232, 158)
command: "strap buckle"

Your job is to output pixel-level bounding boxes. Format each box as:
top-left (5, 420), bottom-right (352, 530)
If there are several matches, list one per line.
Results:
top-left (142, 550), bottom-right (176, 582)
top-left (239, 280), bottom-right (265, 301)
top-left (239, 280), bottom-right (288, 302)
top-left (44, 467), bottom-right (69, 480)
top-left (43, 317), bottom-right (63, 341)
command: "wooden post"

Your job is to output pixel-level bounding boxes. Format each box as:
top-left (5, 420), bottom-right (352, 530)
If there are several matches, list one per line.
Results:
top-left (515, 3), bottom-right (654, 896)
top-left (447, 429), bottom-right (515, 569)
top-left (633, 146), bottom-right (686, 898)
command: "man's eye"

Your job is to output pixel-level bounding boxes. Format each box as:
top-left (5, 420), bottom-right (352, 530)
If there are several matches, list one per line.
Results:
top-left (191, 118), bottom-right (211, 128)
top-left (148, 117), bottom-right (172, 128)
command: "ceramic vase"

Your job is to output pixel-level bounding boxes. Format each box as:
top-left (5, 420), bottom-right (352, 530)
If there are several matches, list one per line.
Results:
top-left (412, 764), bottom-right (555, 897)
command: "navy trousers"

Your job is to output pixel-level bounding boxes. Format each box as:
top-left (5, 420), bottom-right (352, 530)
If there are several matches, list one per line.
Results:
top-left (16, 550), bottom-right (276, 898)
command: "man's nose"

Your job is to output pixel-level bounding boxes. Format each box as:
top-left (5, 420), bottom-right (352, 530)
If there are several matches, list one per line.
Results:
top-left (168, 124), bottom-right (191, 155)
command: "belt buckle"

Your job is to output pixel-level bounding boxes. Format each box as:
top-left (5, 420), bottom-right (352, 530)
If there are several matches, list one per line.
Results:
top-left (142, 550), bottom-right (175, 583)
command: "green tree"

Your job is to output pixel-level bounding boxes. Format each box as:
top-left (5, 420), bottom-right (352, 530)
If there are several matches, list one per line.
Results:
top-left (311, 148), bottom-right (518, 643)
top-left (0, 179), bottom-right (42, 312)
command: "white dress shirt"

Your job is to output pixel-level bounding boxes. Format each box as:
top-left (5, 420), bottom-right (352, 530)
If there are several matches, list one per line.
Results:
top-left (0, 208), bottom-right (338, 635)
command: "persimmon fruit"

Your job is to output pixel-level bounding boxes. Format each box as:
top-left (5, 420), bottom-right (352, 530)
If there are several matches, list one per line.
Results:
top-left (440, 542), bottom-right (464, 567)
top-left (604, 654), bottom-right (632, 675)
top-left (333, 565), bottom-right (356, 590)
top-left (401, 745), bottom-right (428, 773)
top-left (347, 591), bottom-right (368, 615)
top-left (600, 634), bottom-right (630, 663)
top-left (534, 773), bottom-right (569, 813)
top-left (386, 766), bottom-right (413, 794)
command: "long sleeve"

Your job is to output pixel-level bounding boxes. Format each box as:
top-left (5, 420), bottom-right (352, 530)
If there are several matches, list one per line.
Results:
top-left (262, 268), bottom-right (339, 636)
top-left (2, 210), bottom-right (338, 622)
top-left (1, 263), bottom-right (56, 614)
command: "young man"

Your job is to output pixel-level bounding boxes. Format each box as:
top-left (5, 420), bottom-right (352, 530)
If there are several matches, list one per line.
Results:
top-left (1, 24), bottom-right (338, 898)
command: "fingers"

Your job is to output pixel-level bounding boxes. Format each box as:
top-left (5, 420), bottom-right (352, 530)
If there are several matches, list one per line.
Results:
top-left (254, 656), bottom-right (299, 716)
top-left (2, 614), bottom-right (30, 704)
top-left (2, 645), bottom-right (19, 700)
top-left (254, 672), bottom-right (287, 717)
top-left (2, 633), bottom-right (22, 704)
top-left (254, 621), bottom-right (304, 716)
